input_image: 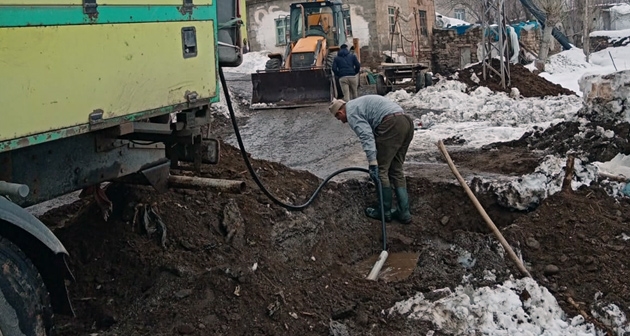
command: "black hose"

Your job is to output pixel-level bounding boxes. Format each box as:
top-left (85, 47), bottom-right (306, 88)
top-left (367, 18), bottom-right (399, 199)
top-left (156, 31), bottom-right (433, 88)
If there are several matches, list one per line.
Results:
top-left (218, 66), bottom-right (387, 251)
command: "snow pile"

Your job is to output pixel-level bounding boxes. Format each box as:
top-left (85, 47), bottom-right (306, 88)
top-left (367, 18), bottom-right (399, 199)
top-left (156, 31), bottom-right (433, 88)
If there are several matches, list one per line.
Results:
top-left (385, 80), bottom-right (583, 158)
top-left (474, 156), bottom-right (597, 210)
top-left (387, 80), bottom-right (583, 127)
top-left (389, 276), bottom-right (620, 335)
top-left (537, 48), bottom-right (591, 75)
top-left (225, 51), bottom-right (270, 74)
top-left (594, 153), bottom-right (630, 180)
top-left (533, 44), bottom-right (630, 95)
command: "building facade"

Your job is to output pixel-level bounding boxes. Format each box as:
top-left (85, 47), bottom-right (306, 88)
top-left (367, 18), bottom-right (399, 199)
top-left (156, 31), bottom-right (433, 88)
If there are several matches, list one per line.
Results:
top-left (245, 0), bottom-right (436, 68)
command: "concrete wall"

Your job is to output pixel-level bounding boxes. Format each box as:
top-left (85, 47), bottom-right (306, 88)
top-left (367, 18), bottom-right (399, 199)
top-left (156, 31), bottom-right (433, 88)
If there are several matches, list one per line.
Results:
top-left (246, 0), bottom-right (292, 54)
top-left (372, 0), bottom-right (435, 67)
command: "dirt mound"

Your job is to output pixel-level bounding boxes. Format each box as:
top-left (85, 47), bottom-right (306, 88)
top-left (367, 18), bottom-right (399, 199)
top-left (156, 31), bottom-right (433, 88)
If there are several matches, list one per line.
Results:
top-left (455, 59), bottom-right (576, 98)
top-left (40, 141), bottom-right (630, 335)
top-left (503, 187), bottom-right (630, 325)
top-left (487, 120), bottom-right (630, 163)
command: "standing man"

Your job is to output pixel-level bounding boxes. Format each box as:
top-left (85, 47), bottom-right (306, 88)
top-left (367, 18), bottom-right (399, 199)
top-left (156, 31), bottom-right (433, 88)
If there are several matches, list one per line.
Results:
top-left (329, 95), bottom-right (414, 224)
top-left (332, 44), bottom-right (360, 101)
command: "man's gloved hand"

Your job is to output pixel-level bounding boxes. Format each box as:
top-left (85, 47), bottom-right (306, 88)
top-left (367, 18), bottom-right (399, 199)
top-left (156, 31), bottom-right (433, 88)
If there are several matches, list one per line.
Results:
top-left (368, 162), bottom-right (379, 183)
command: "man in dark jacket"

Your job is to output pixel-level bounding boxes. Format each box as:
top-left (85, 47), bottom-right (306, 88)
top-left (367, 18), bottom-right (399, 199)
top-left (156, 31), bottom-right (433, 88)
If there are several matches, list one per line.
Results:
top-left (332, 44), bottom-right (361, 100)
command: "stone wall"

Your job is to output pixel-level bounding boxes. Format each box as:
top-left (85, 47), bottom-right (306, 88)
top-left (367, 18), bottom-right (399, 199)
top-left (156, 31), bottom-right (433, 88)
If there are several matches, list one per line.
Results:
top-left (431, 25), bottom-right (548, 74)
top-left (590, 34), bottom-right (630, 53)
top-left (431, 26), bottom-right (482, 74)
top-left (520, 29), bottom-right (539, 54)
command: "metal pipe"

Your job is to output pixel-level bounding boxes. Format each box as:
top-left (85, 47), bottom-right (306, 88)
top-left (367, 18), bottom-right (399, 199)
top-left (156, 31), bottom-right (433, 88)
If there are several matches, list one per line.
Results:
top-left (0, 181), bottom-right (30, 198)
top-left (168, 176), bottom-right (246, 194)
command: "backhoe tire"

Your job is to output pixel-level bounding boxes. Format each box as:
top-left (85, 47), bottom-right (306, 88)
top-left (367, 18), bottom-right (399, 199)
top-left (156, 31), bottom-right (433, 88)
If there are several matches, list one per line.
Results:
top-left (376, 74), bottom-right (389, 96)
top-left (0, 236), bottom-right (54, 336)
top-left (265, 58), bottom-right (281, 70)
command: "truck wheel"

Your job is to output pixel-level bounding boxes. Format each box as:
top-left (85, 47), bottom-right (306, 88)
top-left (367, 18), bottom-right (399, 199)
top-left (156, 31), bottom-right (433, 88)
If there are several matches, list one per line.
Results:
top-left (0, 237), bottom-right (54, 336)
top-left (265, 58), bottom-right (281, 70)
top-left (415, 73), bottom-right (426, 92)
top-left (376, 74), bottom-right (389, 96)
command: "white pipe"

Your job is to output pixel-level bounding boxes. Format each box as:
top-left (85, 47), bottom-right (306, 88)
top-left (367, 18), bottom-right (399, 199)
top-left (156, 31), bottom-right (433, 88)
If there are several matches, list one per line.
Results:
top-left (366, 250), bottom-right (389, 281)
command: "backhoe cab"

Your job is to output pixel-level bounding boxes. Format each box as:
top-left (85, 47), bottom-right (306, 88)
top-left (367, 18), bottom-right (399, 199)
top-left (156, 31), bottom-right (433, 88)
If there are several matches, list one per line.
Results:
top-left (251, 0), bottom-right (348, 109)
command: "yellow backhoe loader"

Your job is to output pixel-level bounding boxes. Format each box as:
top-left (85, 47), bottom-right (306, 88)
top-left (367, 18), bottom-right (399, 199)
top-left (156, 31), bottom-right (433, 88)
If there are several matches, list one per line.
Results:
top-left (251, 0), bottom-right (348, 109)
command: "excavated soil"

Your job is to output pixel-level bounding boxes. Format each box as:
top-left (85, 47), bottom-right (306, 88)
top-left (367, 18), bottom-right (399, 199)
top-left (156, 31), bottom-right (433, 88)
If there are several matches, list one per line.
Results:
top-left (40, 137), bottom-right (630, 335)
top-left (37, 82), bottom-right (630, 335)
top-left (455, 59), bottom-right (576, 97)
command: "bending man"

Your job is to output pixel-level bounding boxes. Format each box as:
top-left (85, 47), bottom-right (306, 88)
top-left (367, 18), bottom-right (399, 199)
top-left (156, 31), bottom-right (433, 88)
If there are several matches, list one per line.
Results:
top-left (329, 95), bottom-right (414, 224)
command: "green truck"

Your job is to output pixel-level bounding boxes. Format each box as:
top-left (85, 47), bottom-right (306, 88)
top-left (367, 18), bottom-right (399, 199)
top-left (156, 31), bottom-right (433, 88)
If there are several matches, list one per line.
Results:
top-left (0, 0), bottom-right (242, 334)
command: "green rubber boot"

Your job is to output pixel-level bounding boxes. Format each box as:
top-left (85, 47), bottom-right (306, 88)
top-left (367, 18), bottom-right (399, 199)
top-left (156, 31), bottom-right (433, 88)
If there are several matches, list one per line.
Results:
top-left (391, 187), bottom-right (411, 224)
top-left (365, 187), bottom-right (392, 222)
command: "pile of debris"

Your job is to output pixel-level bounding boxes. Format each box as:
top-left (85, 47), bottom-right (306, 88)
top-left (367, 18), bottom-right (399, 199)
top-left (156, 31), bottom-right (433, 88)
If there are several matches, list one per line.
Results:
top-left (455, 59), bottom-right (576, 97)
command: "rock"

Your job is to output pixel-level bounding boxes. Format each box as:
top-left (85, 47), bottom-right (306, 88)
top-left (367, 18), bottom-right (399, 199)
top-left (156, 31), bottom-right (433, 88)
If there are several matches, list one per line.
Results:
top-left (176, 324), bottom-right (195, 334)
top-left (586, 264), bottom-right (598, 272)
top-left (526, 237), bottom-right (540, 249)
top-left (559, 254), bottom-right (568, 263)
top-left (543, 264), bottom-right (560, 276)
top-left (440, 216), bottom-right (450, 225)
top-left (222, 199), bottom-right (245, 247)
top-left (329, 321), bottom-right (350, 336)
top-left (174, 289), bottom-right (193, 299)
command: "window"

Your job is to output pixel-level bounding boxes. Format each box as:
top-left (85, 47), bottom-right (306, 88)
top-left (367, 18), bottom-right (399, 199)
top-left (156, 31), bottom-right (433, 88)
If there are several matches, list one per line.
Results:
top-left (418, 10), bottom-right (427, 37)
top-left (343, 9), bottom-right (353, 37)
top-left (454, 8), bottom-right (466, 21)
top-left (388, 6), bottom-right (397, 33)
top-left (275, 16), bottom-right (290, 45)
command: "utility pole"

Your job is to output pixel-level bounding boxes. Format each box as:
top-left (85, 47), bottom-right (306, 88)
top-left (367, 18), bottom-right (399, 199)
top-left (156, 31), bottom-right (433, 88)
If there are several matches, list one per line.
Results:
top-left (584, 0), bottom-right (590, 62)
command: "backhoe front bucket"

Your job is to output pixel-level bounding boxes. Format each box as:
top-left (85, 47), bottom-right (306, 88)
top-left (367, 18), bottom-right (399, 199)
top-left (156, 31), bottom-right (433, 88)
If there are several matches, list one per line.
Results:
top-left (251, 68), bottom-right (332, 109)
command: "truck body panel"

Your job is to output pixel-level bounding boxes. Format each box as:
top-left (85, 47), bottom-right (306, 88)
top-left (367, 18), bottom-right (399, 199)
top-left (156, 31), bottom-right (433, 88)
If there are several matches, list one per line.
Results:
top-left (0, 3), bottom-right (219, 151)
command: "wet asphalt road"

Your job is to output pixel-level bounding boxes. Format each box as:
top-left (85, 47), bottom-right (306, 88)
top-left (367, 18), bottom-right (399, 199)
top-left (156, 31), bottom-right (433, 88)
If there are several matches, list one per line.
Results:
top-left (222, 72), bottom-right (367, 180)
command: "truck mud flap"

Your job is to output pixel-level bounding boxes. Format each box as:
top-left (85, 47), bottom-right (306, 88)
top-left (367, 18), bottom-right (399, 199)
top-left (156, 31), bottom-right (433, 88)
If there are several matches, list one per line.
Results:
top-left (250, 69), bottom-right (332, 109)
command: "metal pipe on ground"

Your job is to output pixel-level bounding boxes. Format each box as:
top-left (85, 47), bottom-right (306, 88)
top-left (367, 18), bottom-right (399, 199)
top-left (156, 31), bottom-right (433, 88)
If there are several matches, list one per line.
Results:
top-left (437, 140), bottom-right (532, 278)
top-left (168, 175), bottom-right (246, 194)
top-left (0, 181), bottom-right (30, 198)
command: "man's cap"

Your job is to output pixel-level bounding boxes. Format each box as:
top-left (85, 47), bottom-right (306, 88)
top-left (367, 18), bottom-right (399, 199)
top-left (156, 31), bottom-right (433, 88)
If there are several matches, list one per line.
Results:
top-left (340, 44), bottom-right (348, 49)
top-left (329, 99), bottom-right (346, 115)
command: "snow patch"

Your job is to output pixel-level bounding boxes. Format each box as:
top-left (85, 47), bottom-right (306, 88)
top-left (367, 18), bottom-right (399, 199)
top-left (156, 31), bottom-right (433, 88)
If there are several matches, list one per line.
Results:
top-left (225, 51), bottom-right (270, 74)
top-left (389, 277), bottom-right (608, 335)
top-left (474, 156), bottom-right (597, 210)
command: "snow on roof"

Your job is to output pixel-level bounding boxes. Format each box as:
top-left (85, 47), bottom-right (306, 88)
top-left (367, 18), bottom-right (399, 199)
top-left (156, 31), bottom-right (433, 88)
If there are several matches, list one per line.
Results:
top-left (590, 28), bottom-right (630, 38)
top-left (436, 12), bottom-right (471, 27)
